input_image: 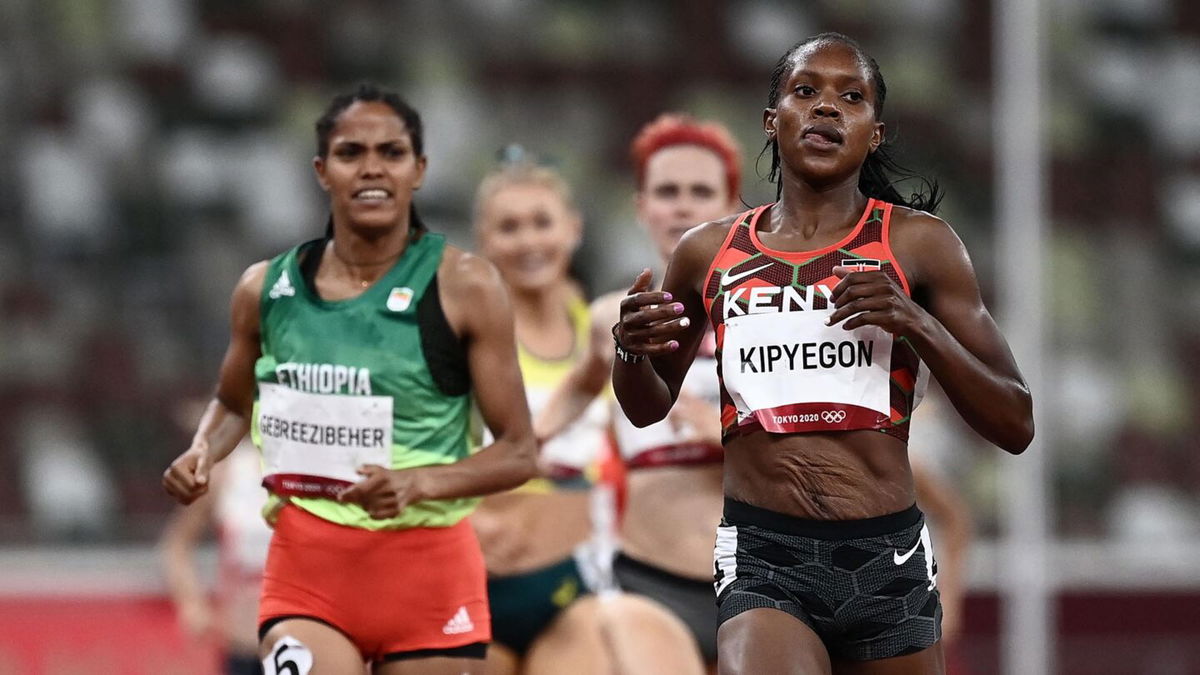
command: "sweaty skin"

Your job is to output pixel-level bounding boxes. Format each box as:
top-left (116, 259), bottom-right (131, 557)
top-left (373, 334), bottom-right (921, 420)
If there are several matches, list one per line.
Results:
top-left (614, 37), bottom-right (1030, 675)
top-left (163, 238), bottom-right (538, 518)
top-left (611, 42), bottom-right (1033, 523)
top-left (616, 203), bottom-right (1031, 520)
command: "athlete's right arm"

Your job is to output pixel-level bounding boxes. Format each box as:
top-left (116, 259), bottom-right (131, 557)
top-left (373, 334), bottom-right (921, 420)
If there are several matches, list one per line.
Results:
top-left (612, 221), bottom-right (725, 427)
top-left (532, 292), bottom-right (621, 442)
top-left (162, 262), bottom-right (266, 505)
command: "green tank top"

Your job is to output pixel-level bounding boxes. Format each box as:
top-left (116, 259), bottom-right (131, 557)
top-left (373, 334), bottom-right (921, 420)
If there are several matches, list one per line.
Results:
top-left (251, 233), bottom-right (478, 530)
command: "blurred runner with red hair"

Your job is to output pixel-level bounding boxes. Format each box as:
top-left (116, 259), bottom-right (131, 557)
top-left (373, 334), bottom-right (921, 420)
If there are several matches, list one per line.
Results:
top-left (536, 113), bottom-right (743, 671)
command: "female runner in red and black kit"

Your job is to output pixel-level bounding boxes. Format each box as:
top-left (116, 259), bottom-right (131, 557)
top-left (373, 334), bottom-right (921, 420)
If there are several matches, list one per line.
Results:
top-left (613, 34), bottom-right (1033, 674)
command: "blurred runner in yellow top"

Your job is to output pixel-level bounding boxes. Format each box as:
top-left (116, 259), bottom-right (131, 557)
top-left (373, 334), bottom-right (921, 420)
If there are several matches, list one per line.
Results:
top-left (472, 152), bottom-right (703, 675)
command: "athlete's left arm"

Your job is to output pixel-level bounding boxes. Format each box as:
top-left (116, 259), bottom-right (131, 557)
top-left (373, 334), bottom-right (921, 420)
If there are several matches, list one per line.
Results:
top-left (432, 249), bottom-right (535, 492)
top-left (416, 250), bottom-right (538, 498)
top-left (827, 212), bottom-right (1034, 454)
top-left (339, 250), bottom-right (537, 518)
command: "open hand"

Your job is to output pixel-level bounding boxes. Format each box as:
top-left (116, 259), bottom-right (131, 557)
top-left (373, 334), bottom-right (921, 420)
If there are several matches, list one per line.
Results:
top-left (614, 269), bottom-right (691, 356)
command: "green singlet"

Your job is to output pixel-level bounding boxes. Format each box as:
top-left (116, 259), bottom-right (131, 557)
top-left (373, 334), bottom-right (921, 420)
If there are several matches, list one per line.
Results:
top-left (250, 233), bottom-right (478, 530)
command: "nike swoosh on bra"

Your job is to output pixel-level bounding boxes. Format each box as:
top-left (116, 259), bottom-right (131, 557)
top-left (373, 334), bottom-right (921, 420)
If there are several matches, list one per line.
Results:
top-left (720, 263), bottom-right (773, 287)
top-left (893, 539), bottom-right (922, 565)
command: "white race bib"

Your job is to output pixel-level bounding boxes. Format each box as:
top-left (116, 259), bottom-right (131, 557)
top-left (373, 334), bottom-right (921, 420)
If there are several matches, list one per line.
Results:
top-left (614, 354), bottom-right (723, 468)
top-left (720, 311), bottom-right (893, 433)
top-left (258, 383), bottom-right (392, 497)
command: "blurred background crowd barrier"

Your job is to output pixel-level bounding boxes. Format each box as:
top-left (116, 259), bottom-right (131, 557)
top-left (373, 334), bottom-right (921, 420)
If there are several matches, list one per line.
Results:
top-left (0, 0), bottom-right (1197, 673)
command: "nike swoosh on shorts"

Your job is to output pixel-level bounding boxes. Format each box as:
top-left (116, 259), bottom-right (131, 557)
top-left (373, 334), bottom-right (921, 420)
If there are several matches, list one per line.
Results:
top-left (893, 539), bottom-right (921, 565)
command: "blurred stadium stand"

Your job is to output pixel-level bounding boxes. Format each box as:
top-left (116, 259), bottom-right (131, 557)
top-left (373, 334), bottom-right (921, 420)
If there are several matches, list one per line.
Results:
top-left (0, 0), bottom-right (1197, 673)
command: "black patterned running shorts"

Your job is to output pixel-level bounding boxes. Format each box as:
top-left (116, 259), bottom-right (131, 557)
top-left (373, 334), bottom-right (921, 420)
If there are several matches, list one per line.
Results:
top-left (714, 498), bottom-right (941, 661)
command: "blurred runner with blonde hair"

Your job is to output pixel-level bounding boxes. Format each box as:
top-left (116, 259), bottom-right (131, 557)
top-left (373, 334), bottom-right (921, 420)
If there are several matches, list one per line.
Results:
top-left (472, 152), bottom-right (703, 675)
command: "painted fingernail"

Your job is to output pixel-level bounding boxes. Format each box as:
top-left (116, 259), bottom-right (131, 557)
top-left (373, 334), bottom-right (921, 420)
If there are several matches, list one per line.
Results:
top-left (664, 293), bottom-right (673, 301)
top-left (680, 317), bottom-right (691, 328)
top-left (673, 303), bottom-right (684, 314)
top-left (669, 340), bottom-right (679, 350)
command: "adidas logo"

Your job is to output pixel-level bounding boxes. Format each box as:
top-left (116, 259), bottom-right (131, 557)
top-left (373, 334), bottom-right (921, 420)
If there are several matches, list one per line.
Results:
top-left (269, 270), bottom-right (296, 299)
top-left (442, 606), bottom-right (474, 635)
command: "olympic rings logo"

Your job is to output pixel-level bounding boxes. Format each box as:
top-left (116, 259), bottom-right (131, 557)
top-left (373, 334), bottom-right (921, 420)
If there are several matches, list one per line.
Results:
top-left (821, 410), bottom-right (847, 424)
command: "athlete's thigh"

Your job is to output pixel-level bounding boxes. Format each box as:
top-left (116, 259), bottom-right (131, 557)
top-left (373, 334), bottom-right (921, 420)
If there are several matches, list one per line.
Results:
top-left (373, 656), bottom-right (485, 675)
top-left (522, 595), bottom-right (611, 675)
top-left (717, 607), bottom-right (831, 675)
top-left (483, 642), bottom-right (520, 675)
top-left (524, 592), bottom-right (706, 675)
top-left (832, 642), bottom-right (944, 675)
top-left (259, 618), bottom-right (364, 675)
top-left (597, 593), bottom-right (707, 675)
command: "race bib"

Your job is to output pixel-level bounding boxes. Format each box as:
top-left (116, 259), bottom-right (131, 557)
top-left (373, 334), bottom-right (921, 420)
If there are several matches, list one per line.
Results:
top-left (614, 357), bottom-right (723, 468)
top-left (721, 311), bottom-right (893, 433)
top-left (258, 383), bottom-right (392, 498)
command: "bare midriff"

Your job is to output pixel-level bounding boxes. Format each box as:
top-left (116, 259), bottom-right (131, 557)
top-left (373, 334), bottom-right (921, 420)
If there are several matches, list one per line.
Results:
top-left (722, 430), bottom-right (915, 521)
top-left (470, 490), bottom-right (591, 577)
top-left (621, 464), bottom-right (725, 581)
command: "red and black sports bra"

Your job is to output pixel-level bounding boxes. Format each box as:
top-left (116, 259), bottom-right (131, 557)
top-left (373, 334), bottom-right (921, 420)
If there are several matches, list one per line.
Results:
top-left (701, 199), bottom-right (926, 442)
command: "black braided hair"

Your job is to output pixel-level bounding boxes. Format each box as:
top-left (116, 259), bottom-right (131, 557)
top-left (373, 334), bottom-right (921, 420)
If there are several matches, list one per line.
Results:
top-left (315, 83), bottom-right (427, 237)
top-left (759, 33), bottom-right (942, 213)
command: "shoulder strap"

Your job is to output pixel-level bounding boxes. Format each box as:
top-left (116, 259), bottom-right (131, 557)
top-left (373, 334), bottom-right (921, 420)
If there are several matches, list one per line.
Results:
top-left (391, 232), bottom-right (445, 304)
top-left (701, 207), bottom-right (763, 315)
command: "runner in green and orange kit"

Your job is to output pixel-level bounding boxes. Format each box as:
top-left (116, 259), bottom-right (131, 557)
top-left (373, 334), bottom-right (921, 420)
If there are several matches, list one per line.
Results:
top-left (163, 84), bottom-right (537, 675)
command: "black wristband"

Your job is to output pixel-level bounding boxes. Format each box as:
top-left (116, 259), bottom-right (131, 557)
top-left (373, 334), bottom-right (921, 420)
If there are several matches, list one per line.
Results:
top-left (612, 323), bottom-right (645, 364)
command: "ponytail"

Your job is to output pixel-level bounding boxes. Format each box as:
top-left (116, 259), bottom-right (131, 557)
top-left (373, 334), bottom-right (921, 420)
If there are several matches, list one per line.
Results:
top-left (857, 145), bottom-right (942, 214)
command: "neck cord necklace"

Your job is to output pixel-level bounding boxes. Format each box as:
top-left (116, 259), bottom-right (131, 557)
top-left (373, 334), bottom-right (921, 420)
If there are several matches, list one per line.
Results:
top-left (330, 240), bottom-right (405, 288)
